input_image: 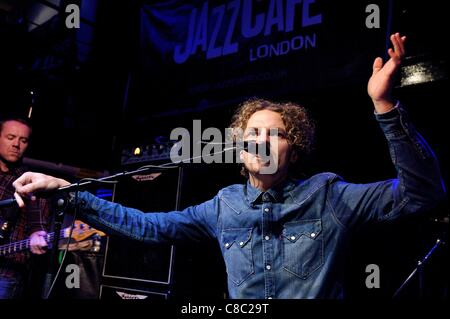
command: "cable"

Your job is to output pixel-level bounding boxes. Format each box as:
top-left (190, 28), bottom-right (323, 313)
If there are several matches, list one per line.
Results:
top-left (44, 183), bottom-right (80, 299)
top-left (76, 178), bottom-right (118, 184)
top-left (161, 145), bottom-right (239, 166)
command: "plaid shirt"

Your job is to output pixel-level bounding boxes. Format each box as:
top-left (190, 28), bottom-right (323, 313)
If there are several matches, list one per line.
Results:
top-left (0, 165), bottom-right (49, 265)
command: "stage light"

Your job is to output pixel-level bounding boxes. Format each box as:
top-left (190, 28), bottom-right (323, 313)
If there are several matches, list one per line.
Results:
top-left (133, 147), bottom-right (142, 156)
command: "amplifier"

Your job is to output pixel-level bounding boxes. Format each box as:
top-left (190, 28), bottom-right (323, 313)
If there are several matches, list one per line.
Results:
top-left (101, 166), bottom-right (182, 292)
top-left (120, 142), bottom-right (178, 165)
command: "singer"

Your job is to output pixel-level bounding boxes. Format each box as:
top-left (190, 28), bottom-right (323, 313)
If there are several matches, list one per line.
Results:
top-left (13, 33), bottom-right (446, 298)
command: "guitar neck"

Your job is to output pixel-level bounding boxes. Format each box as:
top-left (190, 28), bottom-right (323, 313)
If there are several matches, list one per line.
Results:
top-left (0, 230), bottom-right (62, 257)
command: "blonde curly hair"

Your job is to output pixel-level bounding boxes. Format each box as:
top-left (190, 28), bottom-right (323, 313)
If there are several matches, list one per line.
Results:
top-left (230, 98), bottom-right (315, 177)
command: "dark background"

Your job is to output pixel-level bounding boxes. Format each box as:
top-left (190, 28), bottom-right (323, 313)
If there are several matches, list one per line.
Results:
top-left (1, 0), bottom-right (448, 300)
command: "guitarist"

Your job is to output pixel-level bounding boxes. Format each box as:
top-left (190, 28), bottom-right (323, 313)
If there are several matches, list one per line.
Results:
top-left (0, 117), bottom-right (49, 299)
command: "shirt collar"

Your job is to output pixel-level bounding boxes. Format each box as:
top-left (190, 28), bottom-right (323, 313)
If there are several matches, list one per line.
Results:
top-left (245, 178), bottom-right (297, 205)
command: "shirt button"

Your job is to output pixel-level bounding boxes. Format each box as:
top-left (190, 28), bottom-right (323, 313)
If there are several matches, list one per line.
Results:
top-left (239, 241), bottom-right (244, 246)
top-left (290, 236), bottom-right (296, 240)
top-left (264, 236), bottom-right (270, 241)
top-left (264, 207), bottom-right (270, 213)
top-left (311, 233), bottom-right (316, 238)
top-left (225, 243), bottom-right (230, 248)
top-left (267, 297), bottom-right (273, 299)
top-left (266, 265), bottom-right (271, 270)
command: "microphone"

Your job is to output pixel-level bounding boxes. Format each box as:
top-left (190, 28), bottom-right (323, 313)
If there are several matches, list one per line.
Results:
top-left (0, 198), bottom-right (17, 208)
top-left (239, 141), bottom-right (271, 156)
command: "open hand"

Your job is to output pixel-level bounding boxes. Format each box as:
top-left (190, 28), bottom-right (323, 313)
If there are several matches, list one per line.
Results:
top-left (368, 33), bottom-right (406, 113)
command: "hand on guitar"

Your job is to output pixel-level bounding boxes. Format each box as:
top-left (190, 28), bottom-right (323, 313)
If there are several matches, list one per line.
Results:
top-left (0, 220), bottom-right (105, 257)
top-left (29, 230), bottom-right (48, 254)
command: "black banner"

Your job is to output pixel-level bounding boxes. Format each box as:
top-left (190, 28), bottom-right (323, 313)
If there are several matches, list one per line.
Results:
top-left (131, 0), bottom-right (388, 117)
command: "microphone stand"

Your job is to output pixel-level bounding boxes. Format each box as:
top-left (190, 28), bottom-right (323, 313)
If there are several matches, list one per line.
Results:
top-left (392, 238), bottom-right (445, 298)
top-left (57, 165), bottom-right (177, 192)
top-left (41, 194), bottom-right (67, 299)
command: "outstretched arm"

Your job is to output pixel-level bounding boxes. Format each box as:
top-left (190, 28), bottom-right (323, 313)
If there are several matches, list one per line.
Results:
top-left (328, 33), bottom-right (445, 227)
top-left (367, 32), bottom-right (406, 113)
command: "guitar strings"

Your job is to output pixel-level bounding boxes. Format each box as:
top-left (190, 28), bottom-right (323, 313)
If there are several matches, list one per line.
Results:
top-left (0, 230), bottom-right (65, 255)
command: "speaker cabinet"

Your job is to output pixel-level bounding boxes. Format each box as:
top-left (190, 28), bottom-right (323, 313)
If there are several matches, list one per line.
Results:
top-left (101, 166), bottom-right (182, 295)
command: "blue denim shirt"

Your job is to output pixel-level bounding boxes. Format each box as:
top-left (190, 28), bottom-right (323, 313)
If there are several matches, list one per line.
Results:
top-left (75, 106), bottom-right (446, 299)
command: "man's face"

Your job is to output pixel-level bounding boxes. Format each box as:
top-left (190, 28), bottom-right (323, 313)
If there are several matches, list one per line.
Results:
top-left (241, 110), bottom-right (296, 177)
top-left (0, 120), bottom-right (31, 165)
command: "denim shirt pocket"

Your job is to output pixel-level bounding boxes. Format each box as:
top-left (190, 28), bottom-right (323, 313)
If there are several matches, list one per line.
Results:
top-left (282, 219), bottom-right (324, 279)
top-left (221, 228), bottom-right (254, 286)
